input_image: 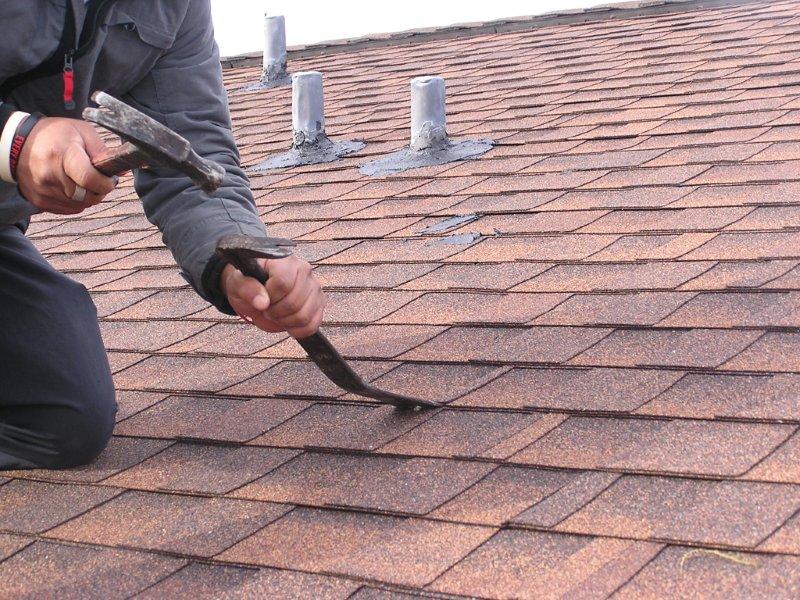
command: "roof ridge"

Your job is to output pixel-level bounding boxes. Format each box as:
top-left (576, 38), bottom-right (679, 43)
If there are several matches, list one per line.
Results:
top-left (220, 0), bottom-right (768, 68)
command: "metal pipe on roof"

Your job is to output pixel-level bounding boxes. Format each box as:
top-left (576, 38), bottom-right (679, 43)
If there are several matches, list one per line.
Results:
top-left (259, 15), bottom-right (290, 86)
top-left (292, 71), bottom-right (325, 147)
top-left (410, 76), bottom-right (448, 151)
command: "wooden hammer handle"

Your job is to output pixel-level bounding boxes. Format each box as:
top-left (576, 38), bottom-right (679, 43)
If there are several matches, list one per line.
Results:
top-left (91, 142), bottom-right (151, 177)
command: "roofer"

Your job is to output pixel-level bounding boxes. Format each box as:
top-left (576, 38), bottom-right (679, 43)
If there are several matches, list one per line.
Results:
top-left (0, 1), bottom-right (325, 470)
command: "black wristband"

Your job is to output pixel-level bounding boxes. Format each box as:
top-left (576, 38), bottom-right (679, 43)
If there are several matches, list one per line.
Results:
top-left (9, 112), bottom-right (42, 180)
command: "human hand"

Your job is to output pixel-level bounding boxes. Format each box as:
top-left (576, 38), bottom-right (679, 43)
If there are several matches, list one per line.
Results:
top-left (220, 255), bottom-right (325, 339)
top-left (16, 117), bottom-right (117, 214)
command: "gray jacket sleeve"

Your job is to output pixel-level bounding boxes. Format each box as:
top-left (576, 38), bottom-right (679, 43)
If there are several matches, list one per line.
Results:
top-left (122, 0), bottom-right (266, 314)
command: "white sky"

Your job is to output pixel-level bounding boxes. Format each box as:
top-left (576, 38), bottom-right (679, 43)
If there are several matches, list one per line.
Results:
top-left (211, 0), bottom-right (604, 57)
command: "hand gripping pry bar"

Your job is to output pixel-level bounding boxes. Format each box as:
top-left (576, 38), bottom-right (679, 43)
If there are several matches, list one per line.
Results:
top-left (216, 235), bottom-right (441, 410)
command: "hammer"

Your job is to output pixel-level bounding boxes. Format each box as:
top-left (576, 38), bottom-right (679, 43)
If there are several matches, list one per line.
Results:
top-left (216, 234), bottom-right (441, 410)
top-left (82, 91), bottom-right (225, 193)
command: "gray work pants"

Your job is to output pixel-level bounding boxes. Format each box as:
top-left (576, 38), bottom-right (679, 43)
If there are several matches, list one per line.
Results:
top-left (0, 225), bottom-right (116, 469)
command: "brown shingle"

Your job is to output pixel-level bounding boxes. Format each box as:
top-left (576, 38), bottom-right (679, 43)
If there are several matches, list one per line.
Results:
top-left (557, 476), bottom-right (800, 547)
top-left (0, 480), bottom-right (121, 534)
top-left (137, 562), bottom-right (361, 600)
top-left (250, 402), bottom-right (431, 451)
top-left (313, 263), bottom-right (438, 289)
top-left (722, 332), bottom-right (800, 372)
top-left (512, 416), bottom-right (793, 476)
top-left (106, 443), bottom-right (299, 494)
top-left (460, 367), bottom-right (682, 411)
top-left (429, 530), bottom-right (662, 599)
top-left (514, 261), bottom-right (712, 293)
top-left (404, 325), bottom-right (612, 364)
top-left (379, 291), bottom-right (569, 325)
top-left (638, 373), bottom-right (800, 420)
top-left (232, 452), bottom-right (492, 515)
top-left (399, 262), bottom-right (550, 291)
top-left (0, 533), bottom-right (31, 560)
top-left (50, 491), bottom-right (291, 557)
top-left (616, 545), bottom-right (800, 599)
top-left (0, 541), bottom-right (185, 600)
top-left (99, 320), bottom-right (210, 352)
top-left (115, 395), bottom-right (308, 442)
top-left (535, 291), bottom-right (694, 326)
top-left (379, 409), bottom-right (541, 458)
top-left (430, 466), bottom-right (574, 526)
top-left (659, 291), bottom-right (800, 328)
top-left (589, 233), bottom-right (716, 261)
top-left (219, 508), bottom-right (494, 587)
top-left (323, 290), bottom-right (422, 323)
top-left (683, 231), bottom-right (800, 260)
top-left (323, 324), bottom-right (445, 358)
top-left (747, 430), bottom-right (800, 484)
top-left (113, 356), bottom-right (275, 392)
top-left (570, 328), bottom-right (762, 368)
top-left (448, 234), bottom-right (618, 263)
top-left (678, 259), bottom-right (797, 290)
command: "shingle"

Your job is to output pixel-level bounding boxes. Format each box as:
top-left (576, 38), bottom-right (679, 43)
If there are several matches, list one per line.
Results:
top-left (763, 264), bottom-right (800, 289)
top-left (313, 263), bottom-right (438, 289)
top-left (557, 476), bottom-right (800, 547)
top-left (0, 541), bottom-right (185, 600)
top-left (638, 373), bottom-right (800, 420)
top-left (300, 217), bottom-right (422, 241)
top-left (49, 491), bottom-right (291, 557)
top-left (404, 325), bottom-right (611, 363)
top-left (459, 171), bottom-right (606, 195)
top-left (0, 533), bottom-right (31, 561)
top-left (250, 403), bottom-right (431, 451)
top-left (447, 191), bottom-right (562, 213)
top-left (429, 530), bottom-right (663, 600)
top-left (671, 181), bottom-right (800, 208)
top-left (1, 437), bottom-right (171, 484)
top-left (113, 356), bottom-right (274, 392)
top-left (580, 207), bottom-right (750, 234)
top-left (106, 443), bottom-right (299, 494)
top-left (430, 466), bottom-right (574, 526)
top-left (323, 324), bottom-right (445, 358)
top-left (232, 452), bottom-right (492, 515)
top-left (90, 290), bottom-right (154, 318)
top-left (324, 290), bottom-right (422, 323)
top-left (136, 562), bottom-right (361, 600)
top-left (723, 332), bottom-right (800, 372)
top-left (539, 186), bottom-right (690, 211)
top-left (747, 430), bottom-right (800, 484)
top-left (99, 320), bottom-right (210, 352)
top-left (225, 359), bottom-right (397, 399)
top-left (460, 366), bottom-right (682, 411)
top-left (589, 233), bottom-right (717, 261)
top-left (320, 239), bottom-right (466, 264)
top-left (683, 231), bottom-right (800, 260)
top-left (659, 291), bottom-right (800, 328)
top-left (162, 323), bottom-right (288, 356)
top-left (513, 261), bottom-right (712, 292)
top-left (218, 508), bottom-right (494, 587)
top-left (365, 363), bottom-right (505, 404)
top-left (109, 289), bottom-right (210, 319)
top-left (379, 291), bottom-right (569, 325)
top-left (760, 512), bottom-right (800, 554)
top-left (512, 471), bottom-right (621, 528)
top-left (399, 262), bottom-right (550, 291)
top-left (378, 409), bottom-right (541, 458)
top-left (571, 328), bottom-right (762, 368)
top-left (679, 259), bottom-right (797, 290)
top-left (0, 480), bottom-right (121, 534)
top-left (115, 395), bottom-right (309, 442)
top-left (535, 291), bottom-right (693, 326)
top-left (448, 234), bottom-right (618, 263)
top-left (107, 351), bottom-right (147, 373)
top-left (512, 416), bottom-right (793, 476)
top-left (115, 390), bottom-right (168, 421)
top-left (615, 546), bottom-right (800, 600)
top-left (466, 210), bottom-right (608, 235)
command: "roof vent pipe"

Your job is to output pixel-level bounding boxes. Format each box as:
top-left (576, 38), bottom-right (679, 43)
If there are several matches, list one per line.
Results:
top-left (242, 15), bottom-right (291, 90)
top-left (292, 71), bottom-right (325, 146)
top-left (262, 15), bottom-right (288, 84)
top-left (410, 76), bottom-right (448, 151)
top-left (249, 71), bottom-right (365, 171)
top-left (360, 75), bottom-right (494, 176)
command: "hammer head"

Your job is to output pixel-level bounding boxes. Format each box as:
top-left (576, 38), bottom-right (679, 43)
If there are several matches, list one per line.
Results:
top-left (83, 91), bottom-right (226, 193)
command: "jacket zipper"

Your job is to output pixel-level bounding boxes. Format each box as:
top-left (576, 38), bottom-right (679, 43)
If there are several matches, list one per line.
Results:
top-left (62, 0), bottom-right (118, 110)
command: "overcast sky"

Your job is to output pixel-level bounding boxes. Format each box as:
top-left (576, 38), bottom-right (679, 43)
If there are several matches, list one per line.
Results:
top-left (210, 0), bottom-right (604, 57)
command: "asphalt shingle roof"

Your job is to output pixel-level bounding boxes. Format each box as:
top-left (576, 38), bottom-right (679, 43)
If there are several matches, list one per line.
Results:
top-left (4, 0), bottom-right (800, 596)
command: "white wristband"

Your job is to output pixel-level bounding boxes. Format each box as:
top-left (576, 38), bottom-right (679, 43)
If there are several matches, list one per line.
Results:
top-left (0, 111), bottom-right (30, 183)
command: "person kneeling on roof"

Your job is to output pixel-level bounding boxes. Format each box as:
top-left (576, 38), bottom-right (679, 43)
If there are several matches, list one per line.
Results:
top-left (0, 0), bottom-right (325, 470)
